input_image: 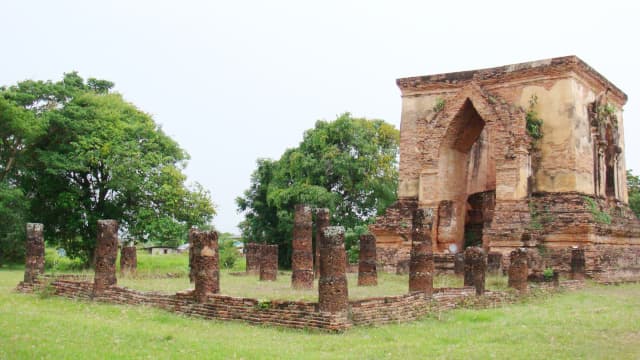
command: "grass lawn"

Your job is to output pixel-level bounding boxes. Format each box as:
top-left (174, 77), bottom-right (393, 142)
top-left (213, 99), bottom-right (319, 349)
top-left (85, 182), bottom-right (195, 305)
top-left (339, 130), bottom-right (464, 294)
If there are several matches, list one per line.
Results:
top-left (1, 262), bottom-right (639, 359)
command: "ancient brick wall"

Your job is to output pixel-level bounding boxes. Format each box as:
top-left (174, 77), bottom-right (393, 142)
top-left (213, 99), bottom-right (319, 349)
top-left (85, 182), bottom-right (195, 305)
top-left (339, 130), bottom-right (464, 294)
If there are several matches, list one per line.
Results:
top-left (189, 229), bottom-right (220, 301)
top-left (409, 209), bottom-right (434, 295)
top-left (245, 243), bottom-right (261, 274)
top-left (94, 220), bottom-right (118, 295)
top-left (120, 246), bottom-right (137, 276)
top-left (17, 275), bottom-right (585, 332)
top-left (358, 234), bottom-right (377, 286)
top-left (259, 245), bottom-right (278, 281)
top-left (508, 248), bottom-right (529, 292)
top-left (463, 247), bottom-right (487, 295)
top-left (292, 205), bottom-right (314, 289)
top-left (318, 226), bottom-right (349, 313)
top-left (314, 208), bottom-right (330, 278)
top-left (24, 223), bottom-right (45, 283)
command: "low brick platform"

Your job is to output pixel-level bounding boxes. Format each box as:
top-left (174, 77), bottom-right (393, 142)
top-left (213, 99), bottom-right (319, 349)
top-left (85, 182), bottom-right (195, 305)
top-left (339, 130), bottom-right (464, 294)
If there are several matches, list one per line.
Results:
top-left (15, 276), bottom-right (584, 332)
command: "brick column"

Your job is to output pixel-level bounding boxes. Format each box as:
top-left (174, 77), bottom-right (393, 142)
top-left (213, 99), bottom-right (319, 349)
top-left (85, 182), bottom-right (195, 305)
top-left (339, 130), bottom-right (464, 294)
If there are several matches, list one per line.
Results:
top-left (119, 245), bottom-right (137, 276)
top-left (245, 242), bottom-right (261, 275)
top-left (409, 208), bottom-right (434, 296)
top-left (189, 229), bottom-right (220, 302)
top-left (508, 248), bottom-right (529, 292)
top-left (318, 226), bottom-right (349, 313)
top-left (292, 205), bottom-right (314, 289)
top-left (24, 223), bottom-right (45, 283)
top-left (487, 252), bottom-right (503, 275)
top-left (570, 247), bottom-right (586, 280)
top-left (259, 244), bottom-right (278, 281)
top-left (463, 247), bottom-right (487, 295)
top-left (454, 252), bottom-right (464, 275)
top-left (314, 208), bottom-right (330, 279)
top-left (358, 233), bottom-right (377, 286)
top-left (93, 220), bottom-right (118, 295)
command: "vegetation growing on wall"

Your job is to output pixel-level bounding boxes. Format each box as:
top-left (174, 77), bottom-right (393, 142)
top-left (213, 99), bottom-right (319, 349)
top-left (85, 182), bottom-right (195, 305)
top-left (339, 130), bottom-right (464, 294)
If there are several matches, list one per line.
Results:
top-left (525, 95), bottom-right (544, 140)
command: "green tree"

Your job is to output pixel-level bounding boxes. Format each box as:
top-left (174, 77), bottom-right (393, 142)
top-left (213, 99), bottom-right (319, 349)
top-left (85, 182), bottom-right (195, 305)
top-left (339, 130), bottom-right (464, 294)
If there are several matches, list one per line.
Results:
top-left (628, 169), bottom-right (640, 218)
top-left (1, 73), bottom-right (215, 264)
top-left (237, 113), bottom-right (399, 267)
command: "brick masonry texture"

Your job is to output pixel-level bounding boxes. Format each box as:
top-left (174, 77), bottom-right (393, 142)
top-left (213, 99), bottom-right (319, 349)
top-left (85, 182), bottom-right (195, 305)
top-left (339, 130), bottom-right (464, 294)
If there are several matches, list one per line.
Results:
top-left (463, 247), bottom-right (487, 295)
top-left (245, 243), bottom-right (261, 274)
top-left (93, 220), bottom-right (118, 295)
top-left (292, 205), bottom-right (314, 289)
top-left (508, 248), bottom-right (529, 292)
top-left (119, 246), bottom-right (137, 276)
top-left (358, 234), bottom-right (378, 286)
top-left (259, 245), bottom-right (278, 281)
top-left (370, 56), bottom-right (640, 282)
top-left (319, 226), bottom-right (349, 313)
top-left (314, 208), bottom-right (330, 278)
top-left (24, 223), bottom-right (44, 283)
top-left (16, 275), bottom-right (585, 332)
top-left (409, 209), bottom-right (434, 295)
top-left (189, 229), bottom-right (220, 302)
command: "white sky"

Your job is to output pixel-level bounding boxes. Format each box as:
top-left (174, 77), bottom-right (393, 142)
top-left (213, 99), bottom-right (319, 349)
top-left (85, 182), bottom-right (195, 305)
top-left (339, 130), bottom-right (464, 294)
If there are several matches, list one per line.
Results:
top-left (2, 0), bottom-right (639, 234)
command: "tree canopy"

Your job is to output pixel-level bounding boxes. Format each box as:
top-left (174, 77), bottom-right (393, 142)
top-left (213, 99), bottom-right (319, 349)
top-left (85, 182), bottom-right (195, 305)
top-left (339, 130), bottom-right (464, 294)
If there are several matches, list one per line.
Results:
top-left (0, 73), bottom-right (215, 264)
top-left (236, 113), bottom-right (399, 266)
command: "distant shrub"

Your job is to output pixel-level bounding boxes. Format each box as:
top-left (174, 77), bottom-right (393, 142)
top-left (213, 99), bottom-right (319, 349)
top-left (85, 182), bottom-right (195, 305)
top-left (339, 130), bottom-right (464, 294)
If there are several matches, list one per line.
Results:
top-left (219, 239), bottom-right (238, 269)
top-left (45, 248), bottom-right (86, 272)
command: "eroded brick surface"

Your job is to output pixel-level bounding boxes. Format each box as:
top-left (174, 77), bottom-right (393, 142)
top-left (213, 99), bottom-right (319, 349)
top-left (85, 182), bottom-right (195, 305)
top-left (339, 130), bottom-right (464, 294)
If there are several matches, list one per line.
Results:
top-left (94, 220), bottom-right (118, 295)
top-left (292, 204), bottom-right (314, 289)
top-left (24, 223), bottom-right (45, 283)
top-left (508, 248), bottom-right (529, 293)
top-left (358, 234), bottom-right (377, 286)
top-left (409, 209), bottom-right (434, 295)
top-left (260, 244), bottom-right (278, 281)
top-left (245, 243), bottom-right (261, 274)
top-left (189, 229), bottom-right (220, 302)
top-left (119, 246), bottom-right (137, 276)
top-left (319, 226), bottom-right (348, 313)
top-left (463, 247), bottom-right (487, 295)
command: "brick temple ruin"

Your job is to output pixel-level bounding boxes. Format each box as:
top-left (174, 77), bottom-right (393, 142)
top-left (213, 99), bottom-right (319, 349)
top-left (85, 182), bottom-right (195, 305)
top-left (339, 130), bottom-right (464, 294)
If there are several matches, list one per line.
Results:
top-left (371, 56), bottom-right (640, 281)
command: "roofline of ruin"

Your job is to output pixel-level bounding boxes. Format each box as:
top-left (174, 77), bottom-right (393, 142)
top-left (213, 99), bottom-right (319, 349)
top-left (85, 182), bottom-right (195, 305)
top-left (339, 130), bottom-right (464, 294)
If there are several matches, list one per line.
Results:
top-left (396, 56), bottom-right (627, 104)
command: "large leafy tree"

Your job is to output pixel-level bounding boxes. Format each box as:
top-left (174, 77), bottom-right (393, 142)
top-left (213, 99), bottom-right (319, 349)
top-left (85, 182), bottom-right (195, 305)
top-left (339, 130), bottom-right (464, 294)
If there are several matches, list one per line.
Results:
top-left (237, 113), bottom-right (399, 266)
top-left (1, 73), bottom-right (215, 263)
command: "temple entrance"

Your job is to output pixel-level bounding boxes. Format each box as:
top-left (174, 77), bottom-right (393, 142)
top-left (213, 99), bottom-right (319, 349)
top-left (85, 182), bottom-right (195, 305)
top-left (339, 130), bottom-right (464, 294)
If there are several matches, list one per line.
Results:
top-left (435, 98), bottom-right (496, 253)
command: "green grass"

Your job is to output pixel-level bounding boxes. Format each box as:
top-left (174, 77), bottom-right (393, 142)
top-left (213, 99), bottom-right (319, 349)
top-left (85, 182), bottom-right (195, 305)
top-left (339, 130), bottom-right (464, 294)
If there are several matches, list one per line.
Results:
top-left (1, 267), bottom-right (639, 359)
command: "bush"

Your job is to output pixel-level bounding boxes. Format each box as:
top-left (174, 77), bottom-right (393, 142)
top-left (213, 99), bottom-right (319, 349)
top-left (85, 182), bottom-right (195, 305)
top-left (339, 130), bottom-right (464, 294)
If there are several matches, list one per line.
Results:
top-left (45, 248), bottom-right (86, 272)
top-left (219, 239), bottom-right (239, 269)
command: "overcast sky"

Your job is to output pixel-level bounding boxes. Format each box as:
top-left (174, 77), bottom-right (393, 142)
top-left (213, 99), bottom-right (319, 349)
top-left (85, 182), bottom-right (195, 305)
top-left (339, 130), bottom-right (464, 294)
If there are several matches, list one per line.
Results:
top-left (2, 0), bottom-right (639, 234)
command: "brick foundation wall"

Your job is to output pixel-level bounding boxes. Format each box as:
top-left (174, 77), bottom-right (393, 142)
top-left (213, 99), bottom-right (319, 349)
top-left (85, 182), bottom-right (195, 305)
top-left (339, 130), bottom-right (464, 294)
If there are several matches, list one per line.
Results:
top-left (16, 276), bottom-right (586, 332)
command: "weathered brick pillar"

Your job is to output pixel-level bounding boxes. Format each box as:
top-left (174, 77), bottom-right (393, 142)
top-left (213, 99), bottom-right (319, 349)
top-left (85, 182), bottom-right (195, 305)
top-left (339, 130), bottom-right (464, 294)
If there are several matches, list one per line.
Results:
top-left (189, 229), bottom-right (220, 302)
top-left (409, 208), bottom-right (434, 296)
top-left (245, 242), bottom-right (261, 274)
top-left (24, 223), bottom-right (45, 283)
top-left (463, 247), bottom-right (487, 295)
top-left (508, 248), bottom-right (529, 292)
top-left (259, 244), bottom-right (278, 281)
top-left (292, 204), bottom-right (314, 289)
top-left (319, 226), bottom-right (349, 313)
top-left (454, 252), bottom-right (464, 275)
top-left (119, 245), bottom-right (137, 276)
top-left (358, 233), bottom-right (377, 286)
top-left (487, 252), bottom-right (503, 275)
top-left (314, 208), bottom-right (330, 279)
top-left (570, 247), bottom-right (586, 280)
top-left (93, 220), bottom-right (118, 295)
